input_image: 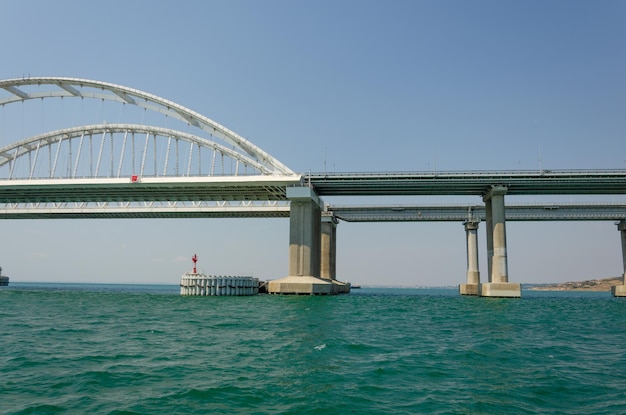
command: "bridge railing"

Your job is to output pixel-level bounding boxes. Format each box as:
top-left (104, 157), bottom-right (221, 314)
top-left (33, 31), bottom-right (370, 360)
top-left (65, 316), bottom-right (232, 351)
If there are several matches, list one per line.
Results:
top-left (306, 169), bottom-right (626, 178)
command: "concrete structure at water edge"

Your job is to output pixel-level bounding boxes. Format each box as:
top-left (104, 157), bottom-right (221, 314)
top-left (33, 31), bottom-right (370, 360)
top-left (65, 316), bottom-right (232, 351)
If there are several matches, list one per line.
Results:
top-left (612, 220), bottom-right (626, 297)
top-left (477, 185), bottom-right (521, 298)
top-left (267, 187), bottom-right (350, 295)
top-left (179, 255), bottom-right (259, 296)
top-left (0, 267), bottom-right (9, 286)
top-left (180, 273), bottom-right (259, 296)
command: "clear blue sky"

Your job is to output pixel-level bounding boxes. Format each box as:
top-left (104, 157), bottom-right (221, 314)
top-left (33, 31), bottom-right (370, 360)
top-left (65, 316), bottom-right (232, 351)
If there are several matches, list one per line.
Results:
top-left (0, 0), bottom-right (624, 286)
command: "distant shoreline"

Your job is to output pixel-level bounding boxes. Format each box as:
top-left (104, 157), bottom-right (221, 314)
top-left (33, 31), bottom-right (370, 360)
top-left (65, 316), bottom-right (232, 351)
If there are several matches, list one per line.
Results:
top-left (529, 277), bottom-right (622, 291)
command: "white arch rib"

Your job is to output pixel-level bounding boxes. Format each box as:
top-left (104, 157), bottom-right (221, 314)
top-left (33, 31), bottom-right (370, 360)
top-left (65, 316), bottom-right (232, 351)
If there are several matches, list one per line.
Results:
top-left (0, 77), bottom-right (294, 175)
top-left (0, 124), bottom-right (271, 174)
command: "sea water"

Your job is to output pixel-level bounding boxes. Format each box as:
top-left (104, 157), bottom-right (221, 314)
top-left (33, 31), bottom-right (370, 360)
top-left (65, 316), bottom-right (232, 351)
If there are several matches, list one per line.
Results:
top-left (2, 283), bottom-right (626, 414)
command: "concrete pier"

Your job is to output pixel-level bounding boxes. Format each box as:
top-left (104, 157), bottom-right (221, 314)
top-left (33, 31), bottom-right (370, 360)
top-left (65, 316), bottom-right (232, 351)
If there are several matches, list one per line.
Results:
top-left (269, 187), bottom-right (334, 295)
top-left (321, 212), bottom-right (337, 281)
top-left (612, 220), bottom-right (626, 297)
top-left (479, 185), bottom-right (521, 297)
top-left (459, 221), bottom-right (480, 295)
top-left (321, 212), bottom-right (350, 294)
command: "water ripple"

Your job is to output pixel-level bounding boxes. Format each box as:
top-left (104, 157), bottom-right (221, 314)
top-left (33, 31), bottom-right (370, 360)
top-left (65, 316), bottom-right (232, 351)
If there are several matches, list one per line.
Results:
top-left (2, 287), bottom-right (626, 414)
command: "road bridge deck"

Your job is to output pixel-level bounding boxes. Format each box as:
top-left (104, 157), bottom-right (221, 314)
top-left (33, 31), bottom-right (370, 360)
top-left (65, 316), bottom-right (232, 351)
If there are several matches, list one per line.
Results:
top-left (308, 170), bottom-right (626, 196)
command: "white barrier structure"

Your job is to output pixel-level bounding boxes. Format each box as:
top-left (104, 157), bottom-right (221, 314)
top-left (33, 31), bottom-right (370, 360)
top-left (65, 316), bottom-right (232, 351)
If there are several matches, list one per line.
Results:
top-left (180, 273), bottom-right (259, 296)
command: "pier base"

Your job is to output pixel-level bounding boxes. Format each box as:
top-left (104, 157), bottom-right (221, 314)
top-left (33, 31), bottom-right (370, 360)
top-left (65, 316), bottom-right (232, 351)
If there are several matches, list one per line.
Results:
top-left (268, 276), bottom-right (333, 295)
top-left (332, 280), bottom-right (351, 294)
top-left (479, 282), bottom-right (521, 298)
top-left (612, 285), bottom-right (626, 297)
top-left (459, 283), bottom-right (479, 296)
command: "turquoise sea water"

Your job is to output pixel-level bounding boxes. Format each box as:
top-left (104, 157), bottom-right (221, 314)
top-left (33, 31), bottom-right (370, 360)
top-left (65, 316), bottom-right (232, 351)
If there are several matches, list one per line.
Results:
top-left (2, 283), bottom-right (626, 414)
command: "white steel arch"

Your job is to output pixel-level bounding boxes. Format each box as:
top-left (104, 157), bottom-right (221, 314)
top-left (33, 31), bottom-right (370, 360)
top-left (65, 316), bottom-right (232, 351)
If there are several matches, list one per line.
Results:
top-left (0, 77), bottom-right (294, 175)
top-left (0, 124), bottom-right (274, 179)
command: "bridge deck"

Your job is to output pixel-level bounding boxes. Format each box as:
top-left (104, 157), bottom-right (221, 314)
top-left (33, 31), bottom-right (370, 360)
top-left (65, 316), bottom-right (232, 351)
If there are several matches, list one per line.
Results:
top-left (0, 170), bottom-right (625, 218)
top-left (0, 176), bottom-right (302, 203)
top-left (0, 201), bottom-right (623, 221)
top-left (308, 170), bottom-right (626, 196)
top-left (328, 204), bottom-right (626, 222)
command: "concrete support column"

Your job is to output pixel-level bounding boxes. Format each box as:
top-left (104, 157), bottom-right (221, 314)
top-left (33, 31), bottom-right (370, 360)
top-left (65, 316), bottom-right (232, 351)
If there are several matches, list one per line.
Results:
top-left (320, 212), bottom-right (337, 281)
top-left (612, 220), bottom-right (626, 297)
top-left (268, 187), bottom-right (332, 295)
top-left (320, 212), bottom-right (350, 294)
top-left (287, 189), bottom-right (321, 278)
top-left (489, 188), bottom-right (508, 283)
top-left (485, 199), bottom-right (493, 282)
top-left (459, 221), bottom-right (480, 295)
top-left (479, 185), bottom-right (521, 298)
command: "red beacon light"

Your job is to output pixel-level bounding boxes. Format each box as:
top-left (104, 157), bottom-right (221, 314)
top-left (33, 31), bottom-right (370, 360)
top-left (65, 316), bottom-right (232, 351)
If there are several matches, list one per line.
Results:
top-left (192, 254), bottom-right (198, 274)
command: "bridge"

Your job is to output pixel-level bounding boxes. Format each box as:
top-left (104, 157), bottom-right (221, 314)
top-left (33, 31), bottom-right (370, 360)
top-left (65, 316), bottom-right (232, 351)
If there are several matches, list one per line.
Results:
top-left (327, 203), bottom-right (626, 222)
top-left (307, 170), bottom-right (626, 196)
top-left (2, 76), bottom-right (626, 297)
